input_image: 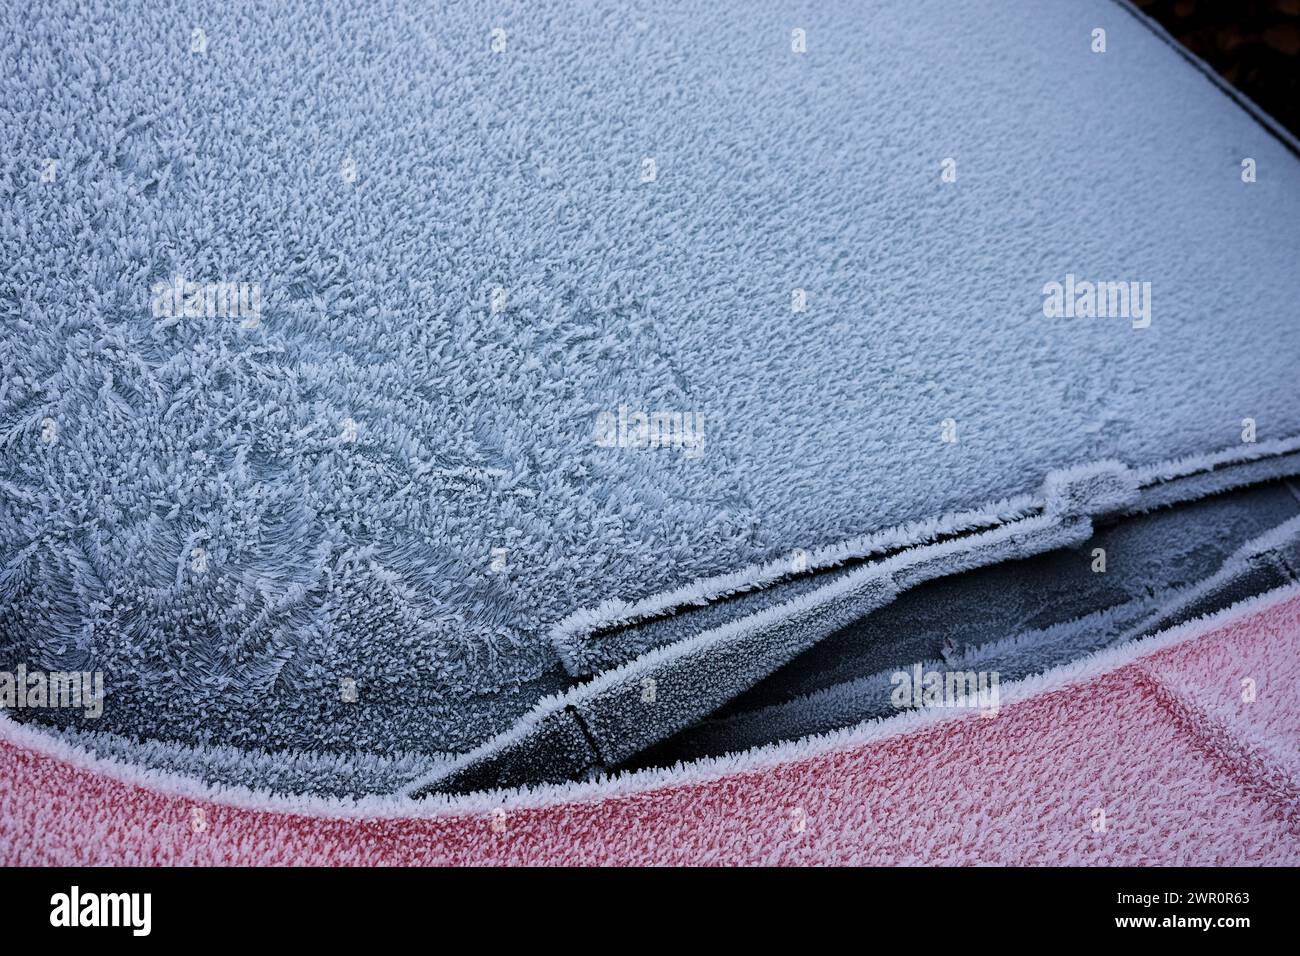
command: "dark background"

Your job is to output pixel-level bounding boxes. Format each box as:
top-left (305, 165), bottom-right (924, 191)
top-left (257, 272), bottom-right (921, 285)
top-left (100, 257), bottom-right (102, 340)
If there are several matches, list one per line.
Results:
top-left (1136, 0), bottom-right (1300, 135)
